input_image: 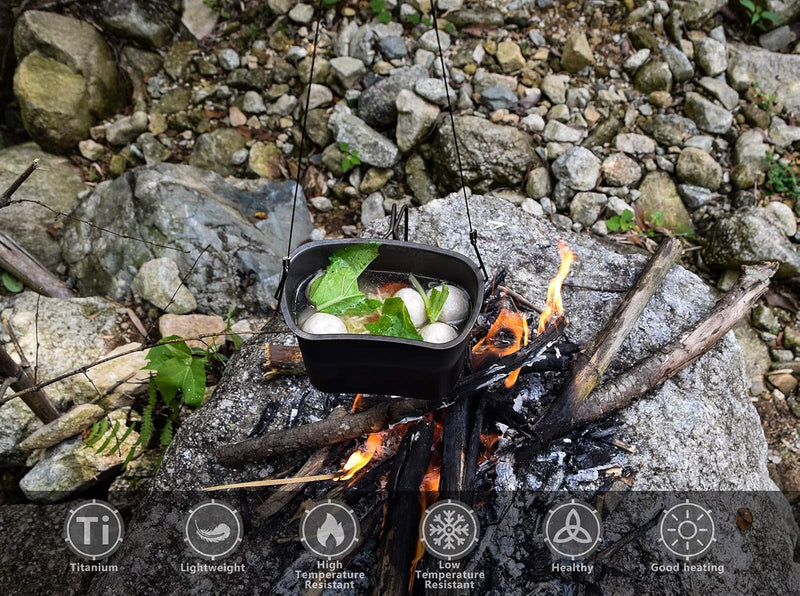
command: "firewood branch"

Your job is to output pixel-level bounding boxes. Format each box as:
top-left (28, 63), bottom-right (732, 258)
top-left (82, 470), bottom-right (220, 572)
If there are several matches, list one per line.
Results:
top-left (526, 261), bottom-right (778, 449)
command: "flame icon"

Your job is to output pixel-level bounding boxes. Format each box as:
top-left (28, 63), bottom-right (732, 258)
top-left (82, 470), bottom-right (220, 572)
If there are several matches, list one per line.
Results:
top-left (316, 513), bottom-right (345, 548)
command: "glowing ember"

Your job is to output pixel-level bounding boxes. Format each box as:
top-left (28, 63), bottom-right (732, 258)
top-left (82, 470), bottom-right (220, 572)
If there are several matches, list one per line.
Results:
top-left (537, 240), bottom-right (576, 334)
top-left (335, 433), bottom-right (381, 480)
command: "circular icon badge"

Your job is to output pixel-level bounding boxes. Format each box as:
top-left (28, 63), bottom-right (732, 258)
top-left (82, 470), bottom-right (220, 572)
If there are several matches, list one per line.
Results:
top-left (64, 499), bottom-right (124, 561)
top-left (659, 500), bottom-right (716, 561)
top-left (184, 500), bottom-right (243, 561)
top-left (300, 500), bottom-right (360, 560)
top-left (544, 499), bottom-right (603, 561)
top-left (420, 499), bottom-right (480, 561)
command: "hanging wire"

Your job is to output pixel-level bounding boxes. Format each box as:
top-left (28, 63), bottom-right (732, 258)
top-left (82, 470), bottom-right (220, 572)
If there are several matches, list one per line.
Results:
top-left (431, 0), bottom-right (488, 281)
top-left (275, 0), bottom-right (326, 301)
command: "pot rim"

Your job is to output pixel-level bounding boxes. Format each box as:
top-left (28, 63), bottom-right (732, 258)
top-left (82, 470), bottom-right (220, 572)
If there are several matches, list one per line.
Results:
top-left (279, 238), bottom-right (485, 351)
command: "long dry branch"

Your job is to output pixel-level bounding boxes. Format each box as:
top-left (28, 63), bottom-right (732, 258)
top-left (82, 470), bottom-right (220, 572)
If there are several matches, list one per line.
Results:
top-left (526, 262), bottom-right (777, 449)
top-left (216, 398), bottom-right (432, 466)
top-left (0, 159), bottom-right (38, 208)
top-left (0, 233), bottom-right (74, 298)
top-left (570, 262), bottom-right (777, 427)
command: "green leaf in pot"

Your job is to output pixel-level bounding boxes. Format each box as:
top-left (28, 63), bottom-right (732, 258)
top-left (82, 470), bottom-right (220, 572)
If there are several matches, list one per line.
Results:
top-left (364, 297), bottom-right (423, 340)
top-left (409, 275), bottom-right (450, 323)
top-left (309, 242), bottom-right (381, 313)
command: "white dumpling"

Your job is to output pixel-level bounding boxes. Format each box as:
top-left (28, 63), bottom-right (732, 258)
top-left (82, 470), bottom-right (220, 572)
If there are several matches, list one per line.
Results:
top-left (301, 312), bottom-right (347, 334)
top-left (394, 287), bottom-right (427, 327)
top-left (420, 322), bottom-right (458, 344)
top-left (437, 285), bottom-right (470, 324)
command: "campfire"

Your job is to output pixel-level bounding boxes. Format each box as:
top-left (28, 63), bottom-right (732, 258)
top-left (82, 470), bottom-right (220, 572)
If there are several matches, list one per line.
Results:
top-left (207, 237), bottom-right (776, 595)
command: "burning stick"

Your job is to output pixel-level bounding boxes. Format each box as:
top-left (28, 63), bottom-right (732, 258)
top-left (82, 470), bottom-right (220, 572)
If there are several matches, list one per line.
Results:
top-left (375, 418), bottom-right (435, 596)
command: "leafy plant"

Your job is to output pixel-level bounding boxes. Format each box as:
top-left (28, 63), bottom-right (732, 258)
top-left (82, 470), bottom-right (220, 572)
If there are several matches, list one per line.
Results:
top-left (606, 209), bottom-right (636, 233)
top-left (765, 152), bottom-right (800, 201)
top-left (365, 297), bottom-right (423, 340)
top-left (203, 0), bottom-right (230, 19)
top-left (339, 142), bottom-right (362, 173)
top-left (308, 242), bottom-right (381, 313)
top-left (407, 11), bottom-right (421, 24)
top-left (370, 0), bottom-right (392, 24)
top-left (1, 271), bottom-right (22, 293)
top-left (753, 82), bottom-right (778, 111)
top-left (410, 275), bottom-right (449, 323)
top-left (739, 0), bottom-right (781, 33)
top-left (606, 209), bottom-right (667, 237)
top-left (324, 0), bottom-right (338, 5)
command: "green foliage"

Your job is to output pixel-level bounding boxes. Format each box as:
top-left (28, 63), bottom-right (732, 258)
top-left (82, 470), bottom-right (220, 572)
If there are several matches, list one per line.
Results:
top-left (606, 209), bottom-right (666, 237)
top-left (339, 142), bottom-right (362, 173)
top-left (765, 152), bottom-right (800, 201)
top-left (324, 0), bottom-right (338, 5)
top-left (739, 0), bottom-right (781, 33)
top-left (606, 209), bottom-right (636, 232)
top-left (365, 297), bottom-right (423, 340)
top-left (144, 337), bottom-right (207, 408)
top-left (410, 275), bottom-right (449, 324)
top-left (1, 271), bottom-right (22, 293)
top-left (309, 242), bottom-right (381, 313)
top-left (407, 11), bottom-right (421, 24)
top-left (444, 22), bottom-right (456, 35)
top-left (753, 82), bottom-right (778, 111)
top-left (370, 0), bottom-right (392, 23)
top-left (203, 0), bottom-right (230, 19)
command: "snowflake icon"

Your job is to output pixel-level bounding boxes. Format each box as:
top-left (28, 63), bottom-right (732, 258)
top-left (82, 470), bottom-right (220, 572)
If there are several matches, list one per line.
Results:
top-left (420, 499), bottom-right (480, 561)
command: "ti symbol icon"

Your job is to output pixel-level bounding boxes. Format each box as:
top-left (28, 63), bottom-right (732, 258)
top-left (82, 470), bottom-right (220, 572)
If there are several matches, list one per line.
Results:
top-left (544, 499), bottom-right (603, 560)
top-left (659, 500), bottom-right (716, 561)
top-left (64, 500), bottom-right (124, 561)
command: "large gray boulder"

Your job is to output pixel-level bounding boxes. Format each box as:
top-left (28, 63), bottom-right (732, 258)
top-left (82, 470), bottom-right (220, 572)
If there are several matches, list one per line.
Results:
top-left (432, 116), bottom-right (537, 193)
top-left (0, 142), bottom-right (84, 269)
top-left (88, 194), bottom-right (798, 595)
top-left (13, 10), bottom-right (123, 151)
top-left (61, 163), bottom-right (313, 315)
top-left (96, 0), bottom-right (178, 49)
top-left (728, 43), bottom-right (800, 115)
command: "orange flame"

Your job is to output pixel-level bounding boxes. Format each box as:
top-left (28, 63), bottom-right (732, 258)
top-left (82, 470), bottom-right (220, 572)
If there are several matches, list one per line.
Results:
top-left (350, 393), bottom-right (364, 413)
top-left (537, 240), bottom-right (575, 334)
top-left (472, 308), bottom-right (529, 388)
top-left (335, 433), bottom-right (382, 480)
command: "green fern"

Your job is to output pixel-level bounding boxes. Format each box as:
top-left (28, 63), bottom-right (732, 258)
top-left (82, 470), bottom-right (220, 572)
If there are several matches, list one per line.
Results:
top-left (95, 420), bottom-right (120, 454)
top-left (85, 418), bottom-right (108, 448)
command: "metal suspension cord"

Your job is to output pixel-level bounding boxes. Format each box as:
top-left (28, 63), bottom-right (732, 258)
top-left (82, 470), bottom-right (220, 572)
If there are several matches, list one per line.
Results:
top-left (275, 0), bottom-right (326, 301)
top-left (431, 0), bottom-right (488, 281)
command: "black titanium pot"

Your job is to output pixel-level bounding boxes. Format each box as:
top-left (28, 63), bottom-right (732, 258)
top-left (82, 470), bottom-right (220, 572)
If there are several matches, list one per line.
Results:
top-left (279, 238), bottom-right (485, 399)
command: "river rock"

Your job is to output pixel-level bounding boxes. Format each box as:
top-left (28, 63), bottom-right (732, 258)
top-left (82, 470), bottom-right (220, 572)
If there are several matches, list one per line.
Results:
top-left (661, 44), bottom-right (694, 82)
top-left (61, 164), bottom-right (313, 314)
top-left (561, 32), bottom-right (595, 73)
top-left (158, 314), bottom-right (226, 349)
top-left (88, 193), bottom-right (799, 595)
top-left (18, 404), bottom-right (106, 451)
top-left (328, 107), bottom-right (400, 168)
top-left (20, 410), bottom-right (142, 503)
top-left (189, 128), bottom-right (247, 176)
top-left (602, 153), bottom-right (642, 187)
top-left (13, 10), bottom-right (122, 151)
top-left (673, 0), bottom-right (727, 26)
top-left (727, 43), bottom-right (800, 115)
top-left (683, 91), bottom-right (733, 134)
top-left (703, 207), bottom-right (800, 278)
top-left (181, 0), bottom-right (217, 40)
top-left (357, 65), bottom-right (427, 128)
top-left (395, 89), bottom-right (438, 152)
top-left (133, 257), bottom-right (197, 314)
top-left (634, 60), bottom-right (673, 93)
top-left (569, 191), bottom-right (607, 226)
top-left (551, 146), bottom-right (601, 191)
top-left (0, 143), bottom-right (84, 270)
top-left (676, 147), bottom-right (722, 190)
top-left (106, 111), bottom-right (149, 146)
top-left (637, 171), bottom-right (693, 232)
top-left (694, 37), bottom-right (727, 76)
top-left (732, 129), bottom-right (770, 189)
top-left (96, 0), bottom-right (176, 48)
top-left (432, 115), bottom-right (537, 193)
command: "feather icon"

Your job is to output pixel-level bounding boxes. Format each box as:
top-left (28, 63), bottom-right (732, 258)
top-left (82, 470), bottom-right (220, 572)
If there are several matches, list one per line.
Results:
top-left (195, 520), bottom-right (231, 543)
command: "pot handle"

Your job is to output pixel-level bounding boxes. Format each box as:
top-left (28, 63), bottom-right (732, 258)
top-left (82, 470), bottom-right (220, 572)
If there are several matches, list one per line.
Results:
top-left (383, 203), bottom-right (409, 242)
